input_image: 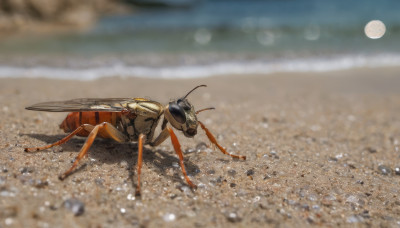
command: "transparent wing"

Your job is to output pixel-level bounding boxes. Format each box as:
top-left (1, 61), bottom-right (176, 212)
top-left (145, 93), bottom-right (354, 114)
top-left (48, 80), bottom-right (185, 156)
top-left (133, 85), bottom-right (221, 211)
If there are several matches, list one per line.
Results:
top-left (25, 98), bottom-right (133, 112)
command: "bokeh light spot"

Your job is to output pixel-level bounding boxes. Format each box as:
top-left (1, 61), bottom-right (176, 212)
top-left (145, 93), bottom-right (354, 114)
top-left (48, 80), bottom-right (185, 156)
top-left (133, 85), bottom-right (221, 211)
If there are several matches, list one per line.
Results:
top-left (194, 28), bottom-right (212, 45)
top-left (364, 20), bottom-right (386, 39)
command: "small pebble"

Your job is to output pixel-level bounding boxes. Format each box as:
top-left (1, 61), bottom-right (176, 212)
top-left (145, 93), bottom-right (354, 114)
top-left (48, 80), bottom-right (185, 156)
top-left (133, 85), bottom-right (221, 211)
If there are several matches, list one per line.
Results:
top-left (346, 161), bottom-right (356, 169)
top-left (360, 210), bottom-right (370, 219)
top-left (163, 213), bottom-right (176, 222)
top-left (0, 188), bottom-right (17, 197)
top-left (64, 198), bottom-right (85, 216)
top-left (5, 218), bottom-right (13, 225)
top-left (184, 148), bottom-right (196, 154)
top-left (246, 169), bottom-right (255, 176)
top-left (207, 169), bottom-right (216, 175)
top-left (262, 116), bottom-right (268, 123)
top-left (177, 185), bottom-right (193, 196)
top-left (226, 212), bottom-right (242, 223)
top-left (94, 178), bottom-right (105, 187)
top-left (301, 204), bottom-right (310, 211)
top-left (308, 194), bottom-right (318, 201)
top-left (346, 195), bottom-right (364, 206)
top-left (378, 165), bottom-right (392, 175)
top-left (119, 161), bottom-right (128, 169)
top-left (32, 179), bottom-right (49, 188)
top-left (395, 167), bottom-right (400, 175)
top-left (127, 193), bottom-right (135, 201)
top-left (335, 153), bottom-right (344, 159)
top-left (347, 215), bottom-right (363, 223)
top-left (312, 204), bottom-right (320, 211)
top-left (328, 157), bottom-right (338, 162)
top-left (227, 169), bottom-right (236, 177)
top-left (196, 142), bottom-right (208, 151)
top-left (306, 217), bottom-right (314, 224)
top-left (20, 167), bottom-right (34, 174)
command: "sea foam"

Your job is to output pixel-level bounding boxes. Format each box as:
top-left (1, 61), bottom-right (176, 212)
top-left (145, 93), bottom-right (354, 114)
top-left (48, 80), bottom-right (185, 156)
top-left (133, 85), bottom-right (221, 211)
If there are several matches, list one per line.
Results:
top-left (0, 54), bottom-right (399, 80)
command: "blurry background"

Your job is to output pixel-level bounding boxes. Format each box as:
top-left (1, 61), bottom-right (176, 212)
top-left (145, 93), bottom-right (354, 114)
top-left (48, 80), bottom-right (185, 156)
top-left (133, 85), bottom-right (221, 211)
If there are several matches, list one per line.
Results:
top-left (0, 0), bottom-right (399, 79)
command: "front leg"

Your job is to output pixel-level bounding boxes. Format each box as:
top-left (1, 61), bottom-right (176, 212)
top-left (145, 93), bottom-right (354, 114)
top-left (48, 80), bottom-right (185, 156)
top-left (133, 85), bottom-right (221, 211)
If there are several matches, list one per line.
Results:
top-left (135, 134), bottom-right (146, 196)
top-left (150, 127), bottom-right (196, 188)
top-left (149, 127), bottom-right (170, 147)
top-left (167, 127), bottom-right (197, 189)
top-left (198, 121), bottom-right (246, 160)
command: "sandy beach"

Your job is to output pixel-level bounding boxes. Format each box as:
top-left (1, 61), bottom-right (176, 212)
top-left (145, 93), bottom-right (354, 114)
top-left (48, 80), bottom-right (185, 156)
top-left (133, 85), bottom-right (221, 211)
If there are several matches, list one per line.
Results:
top-left (1, 67), bottom-right (400, 227)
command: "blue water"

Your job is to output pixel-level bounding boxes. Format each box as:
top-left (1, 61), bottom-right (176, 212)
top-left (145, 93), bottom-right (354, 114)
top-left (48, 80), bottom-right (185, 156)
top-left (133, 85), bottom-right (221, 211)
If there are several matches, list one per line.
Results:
top-left (0, 0), bottom-right (399, 79)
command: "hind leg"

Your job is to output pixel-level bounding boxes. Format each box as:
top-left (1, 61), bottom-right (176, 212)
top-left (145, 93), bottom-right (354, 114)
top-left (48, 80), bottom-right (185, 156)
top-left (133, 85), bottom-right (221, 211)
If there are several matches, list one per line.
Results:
top-left (52, 122), bottom-right (127, 180)
top-left (24, 124), bottom-right (93, 152)
top-left (25, 122), bottom-right (127, 180)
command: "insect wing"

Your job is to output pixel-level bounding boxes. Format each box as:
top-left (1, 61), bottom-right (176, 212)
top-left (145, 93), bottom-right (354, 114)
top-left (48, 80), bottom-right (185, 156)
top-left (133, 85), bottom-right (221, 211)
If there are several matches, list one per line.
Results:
top-left (25, 98), bottom-right (132, 112)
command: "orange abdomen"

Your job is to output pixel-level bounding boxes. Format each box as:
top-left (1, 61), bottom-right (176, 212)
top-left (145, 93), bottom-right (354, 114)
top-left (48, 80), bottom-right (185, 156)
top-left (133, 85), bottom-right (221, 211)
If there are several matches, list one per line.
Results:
top-left (60, 112), bottom-right (121, 137)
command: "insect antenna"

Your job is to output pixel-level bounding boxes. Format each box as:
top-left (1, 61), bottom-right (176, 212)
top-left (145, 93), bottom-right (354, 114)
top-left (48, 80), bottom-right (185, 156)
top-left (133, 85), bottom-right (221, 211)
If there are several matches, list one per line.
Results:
top-left (195, 107), bottom-right (215, 114)
top-left (182, 85), bottom-right (207, 99)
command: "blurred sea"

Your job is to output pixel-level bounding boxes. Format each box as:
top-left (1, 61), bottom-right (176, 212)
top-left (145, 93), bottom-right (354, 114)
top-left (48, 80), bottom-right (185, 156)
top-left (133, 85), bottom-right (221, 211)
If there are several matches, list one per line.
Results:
top-left (1, 0), bottom-right (399, 79)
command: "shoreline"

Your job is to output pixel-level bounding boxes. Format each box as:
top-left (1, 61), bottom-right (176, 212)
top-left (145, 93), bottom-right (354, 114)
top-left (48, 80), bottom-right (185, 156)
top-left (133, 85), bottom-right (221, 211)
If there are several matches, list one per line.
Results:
top-left (0, 56), bottom-right (400, 80)
top-left (1, 68), bottom-right (400, 227)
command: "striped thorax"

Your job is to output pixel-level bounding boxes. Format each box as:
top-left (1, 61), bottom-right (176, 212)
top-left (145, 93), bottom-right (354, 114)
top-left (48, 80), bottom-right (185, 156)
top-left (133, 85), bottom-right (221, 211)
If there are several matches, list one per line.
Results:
top-left (119, 98), bottom-right (164, 142)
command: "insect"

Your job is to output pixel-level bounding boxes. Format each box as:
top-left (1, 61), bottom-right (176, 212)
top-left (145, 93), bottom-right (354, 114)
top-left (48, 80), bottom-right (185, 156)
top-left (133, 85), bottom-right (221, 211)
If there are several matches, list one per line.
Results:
top-left (24, 85), bottom-right (246, 195)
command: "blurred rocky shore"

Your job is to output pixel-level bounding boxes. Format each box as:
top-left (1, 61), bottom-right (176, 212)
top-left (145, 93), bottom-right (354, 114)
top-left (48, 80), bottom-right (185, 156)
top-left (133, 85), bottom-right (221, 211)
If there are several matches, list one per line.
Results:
top-left (0, 0), bottom-right (131, 35)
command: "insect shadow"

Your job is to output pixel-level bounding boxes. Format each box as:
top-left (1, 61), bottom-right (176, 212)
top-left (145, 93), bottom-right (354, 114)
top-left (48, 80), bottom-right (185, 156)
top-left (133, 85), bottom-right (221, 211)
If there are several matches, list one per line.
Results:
top-left (21, 133), bottom-right (200, 188)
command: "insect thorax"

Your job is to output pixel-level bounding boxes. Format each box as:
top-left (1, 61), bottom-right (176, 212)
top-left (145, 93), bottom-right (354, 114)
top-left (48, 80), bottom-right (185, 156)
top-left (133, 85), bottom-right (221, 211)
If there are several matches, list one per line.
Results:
top-left (119, 99), bottom-right (164, 142)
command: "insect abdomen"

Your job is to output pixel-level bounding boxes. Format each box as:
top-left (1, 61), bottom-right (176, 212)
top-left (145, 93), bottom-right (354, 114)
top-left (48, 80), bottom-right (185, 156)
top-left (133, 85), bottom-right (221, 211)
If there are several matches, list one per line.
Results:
top-left (60, 112), bottom-right (120, 136)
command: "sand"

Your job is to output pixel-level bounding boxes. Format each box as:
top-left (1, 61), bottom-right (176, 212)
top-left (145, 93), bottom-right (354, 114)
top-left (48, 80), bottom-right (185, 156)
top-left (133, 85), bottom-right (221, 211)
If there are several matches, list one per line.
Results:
top-left (1, 67), bottom-right (400, 227)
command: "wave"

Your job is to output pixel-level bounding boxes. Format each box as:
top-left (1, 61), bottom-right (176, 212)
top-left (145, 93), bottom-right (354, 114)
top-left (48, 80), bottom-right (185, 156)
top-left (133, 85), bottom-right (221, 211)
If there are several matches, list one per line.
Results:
top-left (0, 54), bottom-right (399, 80)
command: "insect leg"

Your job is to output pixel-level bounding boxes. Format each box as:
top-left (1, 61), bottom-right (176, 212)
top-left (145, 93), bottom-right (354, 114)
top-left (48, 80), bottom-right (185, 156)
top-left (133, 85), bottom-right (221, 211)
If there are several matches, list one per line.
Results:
top-left (135, 134), bottom-right (146, 196)
top-left (96, 122), bottom-right (128, 143)
top-left (24, 124), bottom-right (92, 152)
top-left (59, 122), bottom-right (108, 180)
top-left (198, 121), bottom-right (246, 160)
top-left (149, 127), bottom-right (170, 147)
top-left (167, 127), bottom-right (197, 189)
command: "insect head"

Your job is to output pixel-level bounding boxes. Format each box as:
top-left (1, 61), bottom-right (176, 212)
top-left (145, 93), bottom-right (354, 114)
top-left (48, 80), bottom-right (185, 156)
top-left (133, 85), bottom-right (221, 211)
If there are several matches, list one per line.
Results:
top-left (165, 85), bottom-right (208, 137)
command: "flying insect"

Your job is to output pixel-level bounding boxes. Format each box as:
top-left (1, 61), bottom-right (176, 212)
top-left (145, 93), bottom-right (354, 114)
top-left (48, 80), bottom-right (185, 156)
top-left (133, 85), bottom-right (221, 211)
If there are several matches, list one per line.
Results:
top-left (24, 85), bottom-right (246, 195)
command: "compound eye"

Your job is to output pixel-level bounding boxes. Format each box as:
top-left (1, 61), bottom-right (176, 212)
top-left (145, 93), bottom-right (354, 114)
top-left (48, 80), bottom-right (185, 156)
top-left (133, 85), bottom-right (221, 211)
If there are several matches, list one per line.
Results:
top-left (177, 99), bottom-right (191, 111)
top-left (169, 103), bottom-right (186, 124)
